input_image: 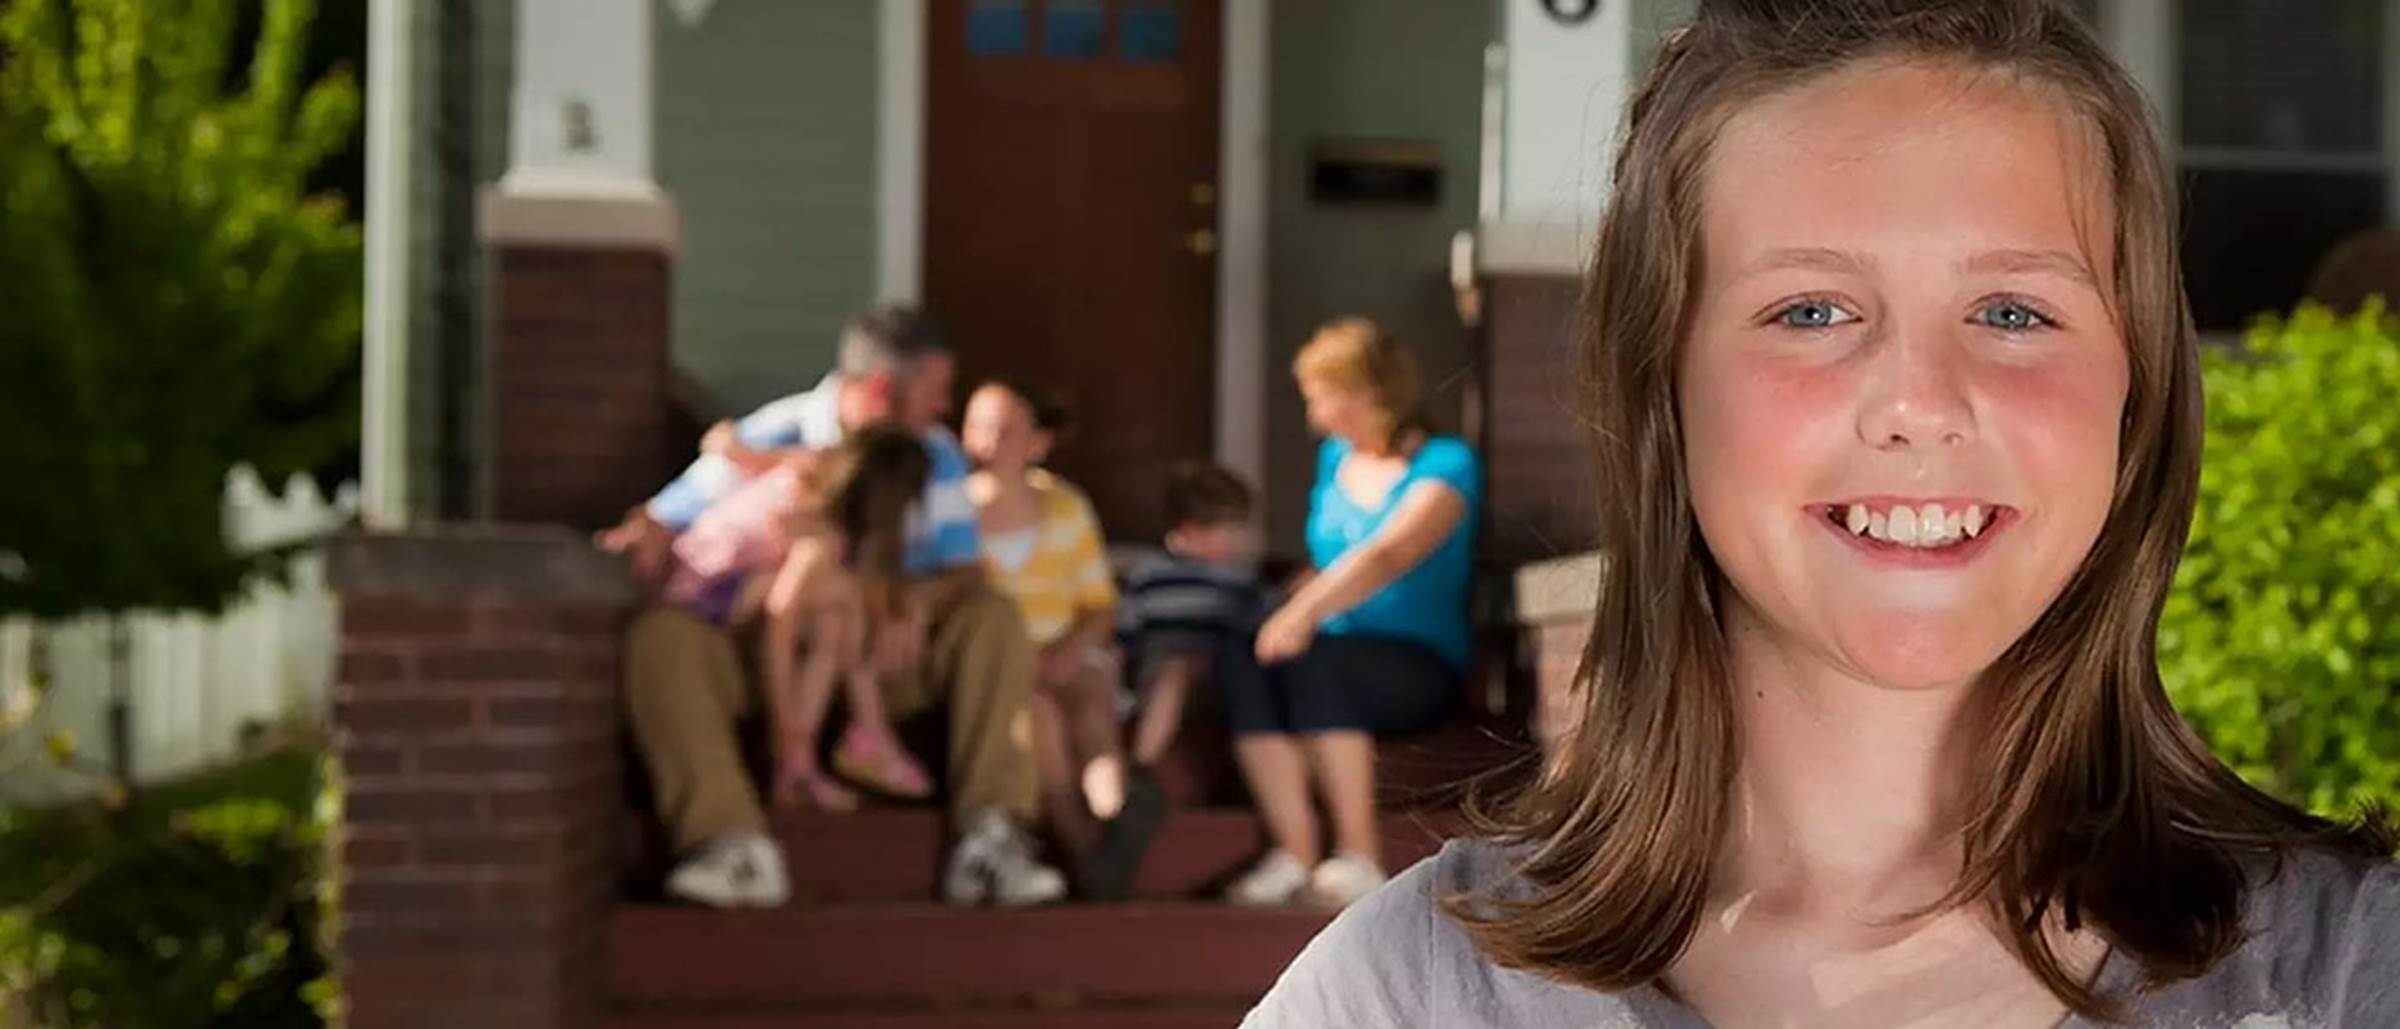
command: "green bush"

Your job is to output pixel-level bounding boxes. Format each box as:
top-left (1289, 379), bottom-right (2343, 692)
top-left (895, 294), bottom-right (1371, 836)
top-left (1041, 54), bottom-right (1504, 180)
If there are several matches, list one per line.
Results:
top-left (0, 0), bottom-right (363, 619)
top-left (0, 748), bottom-right (336, 1027)
top-left (2161, 302), bottom-right (2400, 819)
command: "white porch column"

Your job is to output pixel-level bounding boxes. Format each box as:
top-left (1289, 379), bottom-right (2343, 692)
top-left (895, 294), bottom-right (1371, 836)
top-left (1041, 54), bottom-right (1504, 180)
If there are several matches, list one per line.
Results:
top-left (2103, 0), bottom-right (2177, 166)
top-left (485, 0), bottom-right (677, 240)
top-left (1482, 0), bottom-right (1632, 275)
top-left (361, 0), bottom-right (414, 528)
top-left (878, 0), bottom-right (927, 304)
top-left (504, 0), bottom-right (656, 198)
top-left (480, 0), bottom-right (681, 530)
top-left (1217, 0), bottom-right (1272, 493)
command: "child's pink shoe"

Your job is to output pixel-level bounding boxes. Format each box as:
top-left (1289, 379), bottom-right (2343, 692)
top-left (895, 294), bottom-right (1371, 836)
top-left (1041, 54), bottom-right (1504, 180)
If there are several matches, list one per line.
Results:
top-left (774, 761), bottom-right (861, 813)
top-left (833, 724), bottom-right (935, 800)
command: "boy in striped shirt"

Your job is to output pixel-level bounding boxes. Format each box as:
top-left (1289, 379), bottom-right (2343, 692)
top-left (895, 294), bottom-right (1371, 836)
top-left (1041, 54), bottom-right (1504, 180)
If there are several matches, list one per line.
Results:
top-left (1119, 462), bottom-right (1268, 770)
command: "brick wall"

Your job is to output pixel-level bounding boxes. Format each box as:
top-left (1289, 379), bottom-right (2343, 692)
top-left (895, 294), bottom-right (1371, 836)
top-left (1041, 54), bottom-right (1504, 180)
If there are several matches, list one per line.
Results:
top-left (1481, 272), bottom-right (1595, 566)
top-left (330, 529), bottom-right (634, 1029)
top-left (489, 247), bottom-right (673, 531)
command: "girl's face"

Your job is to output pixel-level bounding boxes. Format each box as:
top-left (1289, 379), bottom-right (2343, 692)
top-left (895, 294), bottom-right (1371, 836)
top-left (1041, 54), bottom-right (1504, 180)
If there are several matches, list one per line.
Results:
top-left (1679, 60), bottom-right (2129, 691)
top-left (1300, 375), bottom-right (1379, 447)
top-left (961, 384), bottom-right (1051, 474)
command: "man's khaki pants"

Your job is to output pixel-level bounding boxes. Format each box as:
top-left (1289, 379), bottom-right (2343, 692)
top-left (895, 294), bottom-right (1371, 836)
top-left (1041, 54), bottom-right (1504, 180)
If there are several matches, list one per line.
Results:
top-left (623, 584), bottom-right (1039, 852)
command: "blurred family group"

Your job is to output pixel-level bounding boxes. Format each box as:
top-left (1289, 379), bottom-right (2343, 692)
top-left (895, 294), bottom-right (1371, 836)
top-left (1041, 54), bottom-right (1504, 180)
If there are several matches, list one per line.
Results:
top-left (598, 303), bottom-right (1482, 914)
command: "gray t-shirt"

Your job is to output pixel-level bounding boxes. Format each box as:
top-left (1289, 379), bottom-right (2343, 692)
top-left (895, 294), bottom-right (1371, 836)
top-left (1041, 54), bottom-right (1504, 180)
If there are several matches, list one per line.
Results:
top-left (1245, 838), bottom-right (2400, 1028)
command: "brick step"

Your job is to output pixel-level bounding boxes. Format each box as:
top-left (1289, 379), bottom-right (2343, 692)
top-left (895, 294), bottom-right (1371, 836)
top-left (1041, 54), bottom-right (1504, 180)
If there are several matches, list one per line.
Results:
top-left (610, 902), bottom-right (1329, 1008)
top-left (607, 1004), bottom-right (1248, 1029)
top-left (753, 807), bottom-right (1459, 903)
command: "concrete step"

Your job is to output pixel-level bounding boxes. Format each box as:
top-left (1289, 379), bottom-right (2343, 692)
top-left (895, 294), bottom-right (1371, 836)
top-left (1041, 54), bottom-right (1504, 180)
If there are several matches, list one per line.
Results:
top-left (750, 807), bottom-right (1458, 903)
top-left (610, 902), bottom-right (1330, 1008)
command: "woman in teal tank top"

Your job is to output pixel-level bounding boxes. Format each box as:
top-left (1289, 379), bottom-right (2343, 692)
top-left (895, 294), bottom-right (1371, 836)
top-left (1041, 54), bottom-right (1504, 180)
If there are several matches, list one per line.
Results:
top-left (1219, 318), bottom-right (1482, 912)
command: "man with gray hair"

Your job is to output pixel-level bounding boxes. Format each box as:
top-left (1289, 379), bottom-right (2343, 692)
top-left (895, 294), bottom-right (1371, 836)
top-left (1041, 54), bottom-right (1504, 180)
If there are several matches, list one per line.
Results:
top-left (602, 303), bottom-right (1063, 910)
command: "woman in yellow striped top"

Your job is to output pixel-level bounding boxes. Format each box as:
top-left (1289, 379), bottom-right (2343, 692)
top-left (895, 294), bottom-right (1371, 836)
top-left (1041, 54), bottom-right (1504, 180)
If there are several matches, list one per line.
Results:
top-left (963, 380), bottom-right (1163, 898)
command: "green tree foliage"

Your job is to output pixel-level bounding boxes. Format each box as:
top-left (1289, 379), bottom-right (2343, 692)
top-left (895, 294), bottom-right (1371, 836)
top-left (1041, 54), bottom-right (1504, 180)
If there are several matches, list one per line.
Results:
top-left (2162, 303), bottom-right (2400, 819)
top-left (0, 0), bottom-right (363, 618)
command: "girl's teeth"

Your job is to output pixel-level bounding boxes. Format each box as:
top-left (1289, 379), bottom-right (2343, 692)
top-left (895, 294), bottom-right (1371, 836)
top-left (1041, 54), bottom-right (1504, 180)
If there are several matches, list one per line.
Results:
top-left (1841, 503), bottom-right (1993, 549)
top-left (1887, 505), bottom-right (1919, 545)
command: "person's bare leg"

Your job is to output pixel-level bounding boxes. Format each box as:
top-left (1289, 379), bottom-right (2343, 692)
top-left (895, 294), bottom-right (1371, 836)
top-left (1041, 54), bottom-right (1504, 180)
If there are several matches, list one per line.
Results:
top-left (1066, 660), bottom-right (1129, 820)
top-left (1130, 657), bottom-right (1196, 768)
top-left (1303, 730), bottom-right (1378, 864)
top-left (769, 608), bottom-right (859, 810)
top-left (1233, 734), bottom-right (1321, 866)
top-left (781, 610), bottom-right (850, 759)
top-left (840, 652), bottom-right (900, 743)
top-left (1031, 688), bottom-right (1098, 859)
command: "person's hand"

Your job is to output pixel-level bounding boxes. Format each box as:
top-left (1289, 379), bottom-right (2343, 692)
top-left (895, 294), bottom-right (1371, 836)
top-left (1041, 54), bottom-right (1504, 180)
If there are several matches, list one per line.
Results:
top-left (1254, 603), bottom-right (1318, 665)
top-left (594, 509), bottom-right (672, 588)
top-left (872, 611), bottom-right (928, 675)
top-left (596, 508), bottom-right (658, 553)
top-left (701, 419), bottom-right (740, 457)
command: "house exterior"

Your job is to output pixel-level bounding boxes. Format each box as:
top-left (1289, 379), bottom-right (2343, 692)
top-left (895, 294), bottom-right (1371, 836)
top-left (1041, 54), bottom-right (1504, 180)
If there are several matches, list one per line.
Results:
top-left (362, 0), bottom-right (2400, 559)
top-left (329, 6), bottom-right (2400, 1023)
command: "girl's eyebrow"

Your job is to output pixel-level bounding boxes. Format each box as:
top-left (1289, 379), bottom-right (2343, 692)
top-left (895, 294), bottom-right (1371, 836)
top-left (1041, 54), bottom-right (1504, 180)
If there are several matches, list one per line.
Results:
top-left (1735, 247), bottom-right (2098, 288)
top-left (1739, 247), bottom-right (1874, 279)
top-left (1961, 248), bottom-right (2098, 287)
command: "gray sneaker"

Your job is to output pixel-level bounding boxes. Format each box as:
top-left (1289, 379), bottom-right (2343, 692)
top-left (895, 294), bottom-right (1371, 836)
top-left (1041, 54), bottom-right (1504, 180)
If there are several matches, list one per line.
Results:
top-left (941, 808), bottom-right (1067, 908)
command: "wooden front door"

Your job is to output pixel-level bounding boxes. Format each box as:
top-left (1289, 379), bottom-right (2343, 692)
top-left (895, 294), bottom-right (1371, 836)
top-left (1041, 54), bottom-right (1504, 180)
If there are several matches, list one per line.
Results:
top-left (927, 0), bottom-right (1221, 542)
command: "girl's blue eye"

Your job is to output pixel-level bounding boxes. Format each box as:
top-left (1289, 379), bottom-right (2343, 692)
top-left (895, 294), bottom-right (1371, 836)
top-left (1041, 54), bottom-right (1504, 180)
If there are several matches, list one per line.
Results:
top-left (1975, 300), bottom-right (2053, 331)
top-left (1776, 300), bottom-right (1855, 329)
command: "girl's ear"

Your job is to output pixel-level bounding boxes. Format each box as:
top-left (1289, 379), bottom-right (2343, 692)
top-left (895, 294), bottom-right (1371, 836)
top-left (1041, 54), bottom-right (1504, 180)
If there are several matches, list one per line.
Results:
top-left (1030, 429), bottom-right (1056, 464)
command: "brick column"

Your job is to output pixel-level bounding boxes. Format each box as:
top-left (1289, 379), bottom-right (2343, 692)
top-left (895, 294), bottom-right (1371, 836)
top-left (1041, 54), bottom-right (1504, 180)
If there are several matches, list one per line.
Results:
top-left (482, 193), bottom-right (680, 530)
top-left (329, 528), bottom-right (634, 1029)
top-left (1481, 271), bottom-right (1593, 565)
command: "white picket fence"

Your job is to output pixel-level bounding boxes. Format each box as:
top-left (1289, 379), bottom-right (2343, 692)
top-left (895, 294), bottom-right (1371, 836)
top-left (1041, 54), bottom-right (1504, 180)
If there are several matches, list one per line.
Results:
top-left (0, 467), bottom-right (358, 803)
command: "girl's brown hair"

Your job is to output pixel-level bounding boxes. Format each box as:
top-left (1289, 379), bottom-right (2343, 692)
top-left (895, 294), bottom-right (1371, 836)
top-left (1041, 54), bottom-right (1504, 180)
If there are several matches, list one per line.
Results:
top-left (1292, 317), bottom-right (1426, 453)
top-left (981, 378), bottom-right (1077, 440)
top-left (1448, 0), bottom-right (2392, 1018)
top-left (799, 423), bottom-right (930, 616)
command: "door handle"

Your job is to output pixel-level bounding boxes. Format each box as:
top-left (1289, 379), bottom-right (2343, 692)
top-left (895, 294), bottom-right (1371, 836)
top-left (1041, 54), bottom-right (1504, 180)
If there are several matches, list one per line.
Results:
top-left (1185, 228), bottom-right (1218, 256)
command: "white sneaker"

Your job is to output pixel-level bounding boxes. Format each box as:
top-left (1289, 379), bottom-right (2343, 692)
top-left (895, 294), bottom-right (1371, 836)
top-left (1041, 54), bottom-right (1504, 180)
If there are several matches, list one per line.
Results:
top-left (1306, 852), bottom-right (1387, 909)
top-left (665, 832), bottom-right (790, 909)
top-left (942, 808), bottom-right (1068, 908)
top-left (1225, 850), bottom-right (1311, 907)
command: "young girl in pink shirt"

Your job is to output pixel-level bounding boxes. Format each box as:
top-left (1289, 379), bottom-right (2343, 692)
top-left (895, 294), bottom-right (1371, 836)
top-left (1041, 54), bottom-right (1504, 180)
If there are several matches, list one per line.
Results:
top-left (662, 424), bottom-right (936, 811)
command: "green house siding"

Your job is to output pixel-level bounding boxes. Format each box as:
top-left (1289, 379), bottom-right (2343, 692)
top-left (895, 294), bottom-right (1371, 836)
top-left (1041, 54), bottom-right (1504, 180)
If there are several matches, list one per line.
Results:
top-left (1263, 0), bottom-right (1494, 544)
top-left (655, 1), bottom-right (881, 416)
top-left (425, 0), bottom-right (877, 517)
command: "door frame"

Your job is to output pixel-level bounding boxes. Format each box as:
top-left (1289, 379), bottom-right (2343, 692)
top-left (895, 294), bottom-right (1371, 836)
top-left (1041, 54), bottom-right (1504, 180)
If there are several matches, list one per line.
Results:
top-left (876, 0), bottom-right (1270, 493)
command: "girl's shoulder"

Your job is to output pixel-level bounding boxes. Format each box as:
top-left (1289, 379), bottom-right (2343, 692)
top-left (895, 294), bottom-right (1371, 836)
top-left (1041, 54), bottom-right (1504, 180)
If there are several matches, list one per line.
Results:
top-left (1243, 839), bottom-right (1658, 1028)
top-left (2110, 846), bottom-right (2400, 1023)
top-left (2247, 848), bottom-right (2399, 984)
top-left (1028, 469), bottom-right (1101, 521)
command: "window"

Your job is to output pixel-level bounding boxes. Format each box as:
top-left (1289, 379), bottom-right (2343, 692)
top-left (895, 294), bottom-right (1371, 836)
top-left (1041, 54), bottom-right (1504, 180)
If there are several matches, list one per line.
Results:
top-left (1121, 3), bottom-right (1181, 63)
top-left (967, 0), bottom-right (1031, 58)
top-left (2176, 0), bottom-right (2387, 330)
top-left (1044, 1), bottom-right (1105, 60)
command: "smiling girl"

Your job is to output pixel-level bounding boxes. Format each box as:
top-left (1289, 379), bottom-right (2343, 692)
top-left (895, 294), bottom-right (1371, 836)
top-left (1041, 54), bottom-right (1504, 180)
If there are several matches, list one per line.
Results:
top-left (1244, 1), bottom-right (2398, 1026)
